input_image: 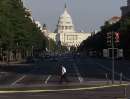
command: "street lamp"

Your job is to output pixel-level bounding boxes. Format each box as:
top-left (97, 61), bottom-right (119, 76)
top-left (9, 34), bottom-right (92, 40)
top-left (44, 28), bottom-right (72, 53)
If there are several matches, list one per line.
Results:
top-left (32, 45), bottom-right (34, 57)
top-left (0, 48), bottom-right (2, 62)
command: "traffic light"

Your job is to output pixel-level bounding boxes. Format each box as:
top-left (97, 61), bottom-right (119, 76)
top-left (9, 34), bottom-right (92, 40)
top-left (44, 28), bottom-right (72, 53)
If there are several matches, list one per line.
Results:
top-left (106, 32), bottom-right (120, 47)
top-left (115, 32), bottom-right (120, 43)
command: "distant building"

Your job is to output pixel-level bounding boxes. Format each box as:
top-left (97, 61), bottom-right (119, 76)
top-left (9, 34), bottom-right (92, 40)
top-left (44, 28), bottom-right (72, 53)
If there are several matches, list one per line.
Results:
top-left (42, 4), bottom-right (91, 49)
top-left (107, 16), bottom-right (121, 25)
top-left (35, 21), bottom-right (43, 31)
top-left (121, 0), bottom-right (130, 16)
top-left (42, 24), bottom-right (49, 37)
top-left (25, 9), bottom-right (34, 21)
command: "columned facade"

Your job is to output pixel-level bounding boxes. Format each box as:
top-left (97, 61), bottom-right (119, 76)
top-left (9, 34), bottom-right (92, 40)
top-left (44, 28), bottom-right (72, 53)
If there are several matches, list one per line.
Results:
top-left (43, 5), bottom-right (91, 49)
top-left (56, 5), bottom-right (75, 34)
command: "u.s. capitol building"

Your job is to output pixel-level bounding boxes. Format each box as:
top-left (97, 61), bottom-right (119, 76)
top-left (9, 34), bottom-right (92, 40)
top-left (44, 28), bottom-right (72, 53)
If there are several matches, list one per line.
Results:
top-left (42, 5), bottom-right (91, 49)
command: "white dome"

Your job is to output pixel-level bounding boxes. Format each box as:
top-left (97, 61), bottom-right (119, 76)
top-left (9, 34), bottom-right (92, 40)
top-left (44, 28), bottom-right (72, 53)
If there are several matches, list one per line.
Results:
top-left (56, 5), bottom-right (75, 33)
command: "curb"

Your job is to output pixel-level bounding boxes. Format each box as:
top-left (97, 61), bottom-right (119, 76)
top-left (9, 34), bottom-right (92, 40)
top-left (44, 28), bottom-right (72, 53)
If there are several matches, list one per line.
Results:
top-left (0, 83), bottom-right (129, 94)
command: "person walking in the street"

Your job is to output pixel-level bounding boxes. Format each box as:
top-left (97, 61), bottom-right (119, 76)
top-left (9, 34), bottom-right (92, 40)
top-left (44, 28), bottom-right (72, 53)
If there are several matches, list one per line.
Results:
top-left (59, 65), bottom-right (69, 84)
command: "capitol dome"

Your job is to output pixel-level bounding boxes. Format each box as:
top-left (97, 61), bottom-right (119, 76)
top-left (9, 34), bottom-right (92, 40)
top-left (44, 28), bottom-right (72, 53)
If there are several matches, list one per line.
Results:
top-left (56, 4), bottom-right (75, 33)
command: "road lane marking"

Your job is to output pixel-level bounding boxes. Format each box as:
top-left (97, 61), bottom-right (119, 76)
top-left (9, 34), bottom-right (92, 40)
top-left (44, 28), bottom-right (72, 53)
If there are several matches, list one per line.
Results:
top-left (95, 62), bottom-right (129, 80)
top-left (11, 75), bottom-right (26, 86)
top-left (0, 83), bottom-right (129, 93)
top-left (44, 75), bottom-right (52, 84)
top-left (73, 63), bottom-right (84, 83)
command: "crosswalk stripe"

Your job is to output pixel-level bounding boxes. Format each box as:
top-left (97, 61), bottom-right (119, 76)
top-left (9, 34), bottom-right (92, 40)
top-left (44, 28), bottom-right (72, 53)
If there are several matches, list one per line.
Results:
top-left (11, 75), bottom-right (26, 86)
top-left (45, 75), bottom-right (52, 84)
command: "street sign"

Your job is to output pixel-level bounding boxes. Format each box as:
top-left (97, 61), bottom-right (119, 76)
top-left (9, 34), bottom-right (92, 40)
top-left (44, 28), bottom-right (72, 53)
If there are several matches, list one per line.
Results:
top-left (103, 49), bottom-right (108, 57)
top-left (118, 49), bottom-right (123, 58)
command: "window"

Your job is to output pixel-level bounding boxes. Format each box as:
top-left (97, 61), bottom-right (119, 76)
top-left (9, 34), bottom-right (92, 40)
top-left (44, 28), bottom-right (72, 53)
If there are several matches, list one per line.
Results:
top-left (65, 26), bottom-right (68, 30)
top-left (69, 26), bottom-right (72, 30)
top-left (62, 26), bottom-right (64, 30)
top-left (58, 26), bottom-right (61, 29)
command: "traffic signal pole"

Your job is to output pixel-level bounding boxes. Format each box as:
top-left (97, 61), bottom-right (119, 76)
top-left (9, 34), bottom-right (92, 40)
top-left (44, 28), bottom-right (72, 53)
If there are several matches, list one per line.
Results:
top-left (107, 32), bottom-right (120, 84)
top-left (112, 32), bottom-right (115, 84)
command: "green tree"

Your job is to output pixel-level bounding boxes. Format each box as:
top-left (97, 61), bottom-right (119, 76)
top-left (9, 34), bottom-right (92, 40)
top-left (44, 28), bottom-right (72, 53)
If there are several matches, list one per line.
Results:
top-left (78, 13), bottom-right (130, 58)
top-left (0, 0), bottom-right (48, 61)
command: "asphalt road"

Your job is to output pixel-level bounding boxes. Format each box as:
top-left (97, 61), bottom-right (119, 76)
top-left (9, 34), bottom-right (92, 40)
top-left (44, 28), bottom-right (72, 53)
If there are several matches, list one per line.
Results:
top-left (0, 55), bottom-right (130, 98)
top-left (0, 55), bottom-right (130, 86)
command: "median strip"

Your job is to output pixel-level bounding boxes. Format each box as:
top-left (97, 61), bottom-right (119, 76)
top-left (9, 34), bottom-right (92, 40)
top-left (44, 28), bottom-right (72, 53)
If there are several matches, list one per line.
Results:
top-left (0, 83), bottom-right (129, 94)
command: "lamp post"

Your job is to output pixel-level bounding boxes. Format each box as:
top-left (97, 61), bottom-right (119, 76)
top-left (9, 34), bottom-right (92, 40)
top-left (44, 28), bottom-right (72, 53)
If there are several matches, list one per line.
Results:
top-left (16, 42), bottom-right (19, 61)
top-left (0, 48), bottom-right (2, 62)
top-left (32, 45), bottom-right (34, 57)
top-left (48, 38), bottom-right (51, 54)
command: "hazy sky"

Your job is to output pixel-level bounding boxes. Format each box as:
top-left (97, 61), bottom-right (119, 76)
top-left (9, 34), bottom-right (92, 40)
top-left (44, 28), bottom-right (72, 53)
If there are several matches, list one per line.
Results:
top-left (22, 0), bottom-right (126, 32)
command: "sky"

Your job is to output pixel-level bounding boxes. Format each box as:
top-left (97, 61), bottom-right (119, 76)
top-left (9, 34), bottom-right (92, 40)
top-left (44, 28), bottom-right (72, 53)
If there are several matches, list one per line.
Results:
top-left (22, 0), bottom-right (126, 32)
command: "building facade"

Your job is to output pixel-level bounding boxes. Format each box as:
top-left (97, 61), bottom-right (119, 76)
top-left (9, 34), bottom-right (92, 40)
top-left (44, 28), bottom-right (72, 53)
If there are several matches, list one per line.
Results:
top-left (121, 0), bottom-right (130, 16)
top-left (43, 5), bottom-right (91, 49)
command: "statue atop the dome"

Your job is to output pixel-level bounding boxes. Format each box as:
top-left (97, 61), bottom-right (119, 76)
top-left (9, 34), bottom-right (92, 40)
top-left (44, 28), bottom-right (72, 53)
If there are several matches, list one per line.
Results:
top-left (65, 3), bottom-right (67, 9)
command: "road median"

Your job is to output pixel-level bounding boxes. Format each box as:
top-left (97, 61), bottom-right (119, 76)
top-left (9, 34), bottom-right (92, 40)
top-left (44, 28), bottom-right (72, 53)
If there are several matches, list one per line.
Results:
top-left (0, 83), bottom-right (129, 94)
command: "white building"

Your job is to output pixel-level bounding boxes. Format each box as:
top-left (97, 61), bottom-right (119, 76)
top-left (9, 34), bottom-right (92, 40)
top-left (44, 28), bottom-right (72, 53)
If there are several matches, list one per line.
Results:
top-left (43, 5), bottom-right (91, 49)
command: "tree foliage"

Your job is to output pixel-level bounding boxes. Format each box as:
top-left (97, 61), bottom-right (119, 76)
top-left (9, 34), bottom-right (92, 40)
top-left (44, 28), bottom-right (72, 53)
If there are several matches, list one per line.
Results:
top-left (0, 0), bottom-right (48, 60)
top-left (78, 13), bottom-right (130, 58)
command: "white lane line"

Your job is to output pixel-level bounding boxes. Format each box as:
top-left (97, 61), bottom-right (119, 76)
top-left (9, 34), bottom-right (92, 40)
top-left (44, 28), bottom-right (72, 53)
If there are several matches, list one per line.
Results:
top-left (44, 75), bottom-right (52, 84)
top-left (11, 75), bottom-right (26, 86)
top-left (73, 63), bottom-right (84, 83)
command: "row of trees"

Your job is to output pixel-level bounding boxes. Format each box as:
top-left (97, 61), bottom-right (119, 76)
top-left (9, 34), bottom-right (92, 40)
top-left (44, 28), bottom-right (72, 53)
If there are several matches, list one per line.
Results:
top-left (78, 13), bottom-right (130, 58)
top-left (0, 0), bottom-right (48, 61)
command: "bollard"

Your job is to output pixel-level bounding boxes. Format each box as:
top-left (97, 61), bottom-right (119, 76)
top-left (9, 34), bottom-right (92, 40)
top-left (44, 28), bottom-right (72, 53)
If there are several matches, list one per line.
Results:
top-left (124, 87), bottom-right (127, 97)
top-left (120, 72), bottom-right (123, 84)
top-left (105, 73), bottom-right (109, 84)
